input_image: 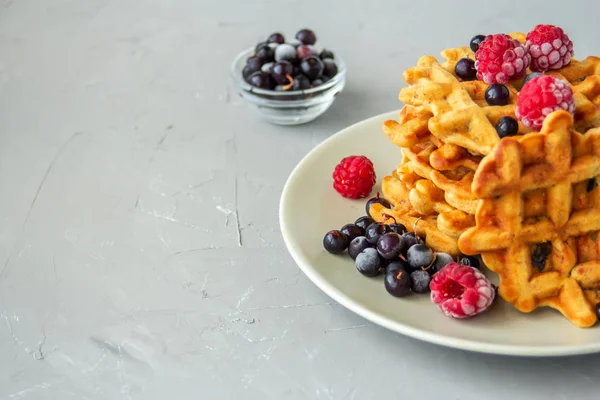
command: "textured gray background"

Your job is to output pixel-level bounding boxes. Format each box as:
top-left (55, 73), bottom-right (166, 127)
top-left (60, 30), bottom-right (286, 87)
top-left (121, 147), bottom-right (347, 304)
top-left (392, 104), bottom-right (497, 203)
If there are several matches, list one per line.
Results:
top-left (1, 0), bottom-right (599, 399)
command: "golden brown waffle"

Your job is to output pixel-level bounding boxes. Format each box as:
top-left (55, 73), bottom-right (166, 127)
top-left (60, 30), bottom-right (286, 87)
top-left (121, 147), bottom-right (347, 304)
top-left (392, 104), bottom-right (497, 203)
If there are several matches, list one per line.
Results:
top-left (459, 111), bottom-right (600, 327)
top-left (376, 33), bottom-right (600, 327)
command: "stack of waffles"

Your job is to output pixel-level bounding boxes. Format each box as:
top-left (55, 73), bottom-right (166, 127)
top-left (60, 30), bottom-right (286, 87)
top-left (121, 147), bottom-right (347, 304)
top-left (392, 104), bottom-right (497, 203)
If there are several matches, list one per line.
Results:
top-left (369, 33), bottom-right (600, 327)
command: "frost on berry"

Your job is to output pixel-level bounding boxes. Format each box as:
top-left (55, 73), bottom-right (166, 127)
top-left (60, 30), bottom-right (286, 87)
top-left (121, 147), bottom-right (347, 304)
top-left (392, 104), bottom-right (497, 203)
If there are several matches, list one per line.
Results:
top-left (526, 24), bottom-right (574, 71)
top-left (430, 262), bottom-right (494, 319)
top-left (475, 34), bottom-right (530, 84)
top-left (516, 75), bottom-right (575, 131)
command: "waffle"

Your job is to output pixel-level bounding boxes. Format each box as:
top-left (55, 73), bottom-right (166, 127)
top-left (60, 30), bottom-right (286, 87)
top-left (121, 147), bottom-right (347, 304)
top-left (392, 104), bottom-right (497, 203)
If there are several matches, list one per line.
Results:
top-left (375, 36), bottom-right (600, 326)
top-left (459, 111), bottom-right (600, 327)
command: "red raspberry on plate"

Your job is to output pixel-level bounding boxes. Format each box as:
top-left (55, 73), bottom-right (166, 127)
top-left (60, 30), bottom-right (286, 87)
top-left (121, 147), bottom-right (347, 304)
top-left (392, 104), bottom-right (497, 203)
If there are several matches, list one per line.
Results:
top-left (515, 75), bottom-right (575, 131)
top-left (430, 262), bottom-right (494, 319)
top-left (332, 155), bottom-right (376, 199)
top-left (474, 34), bottom-right (531, 84)
top-left (526, 24), bottom-right (574, 72)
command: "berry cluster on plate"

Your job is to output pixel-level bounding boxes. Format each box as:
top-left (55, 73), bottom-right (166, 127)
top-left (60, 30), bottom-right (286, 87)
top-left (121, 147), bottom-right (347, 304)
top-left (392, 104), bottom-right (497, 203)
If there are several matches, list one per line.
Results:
top-left (456, 24), bottom-right (576, 133)
top-left (325, 156), bottom-right (497, 320)
top-left (242, 29), bottom-right (339, 91)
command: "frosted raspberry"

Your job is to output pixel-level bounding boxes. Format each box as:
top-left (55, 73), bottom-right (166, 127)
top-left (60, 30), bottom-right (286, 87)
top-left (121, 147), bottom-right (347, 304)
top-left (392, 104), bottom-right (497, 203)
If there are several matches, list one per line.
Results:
top-left (515, 75), bottom-right (575, 130)
top-left (526, 24), bottom-right (574, 72)
top-left (430, 262), bottom-right (494, 319)
top-left (475, 34), bottom-right (531, 84)
top-left (332, 155), bottom-right (376, 199)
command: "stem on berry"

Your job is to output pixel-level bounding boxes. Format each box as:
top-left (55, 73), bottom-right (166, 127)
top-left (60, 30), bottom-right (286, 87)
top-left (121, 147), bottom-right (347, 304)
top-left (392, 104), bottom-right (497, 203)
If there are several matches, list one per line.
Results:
top-left (382, 213), bottom-right (396, 224)
top-left (283, 74), bottom-right (294, 90)
top-left (422, 253), bottom-right (437, 271)
top-left (413, 217), bottom-right (422, 243)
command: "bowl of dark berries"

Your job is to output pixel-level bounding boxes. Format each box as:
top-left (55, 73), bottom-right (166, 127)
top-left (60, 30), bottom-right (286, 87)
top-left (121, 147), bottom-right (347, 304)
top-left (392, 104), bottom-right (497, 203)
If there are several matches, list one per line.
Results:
top-left (231, 29), bottom-right (346, 125)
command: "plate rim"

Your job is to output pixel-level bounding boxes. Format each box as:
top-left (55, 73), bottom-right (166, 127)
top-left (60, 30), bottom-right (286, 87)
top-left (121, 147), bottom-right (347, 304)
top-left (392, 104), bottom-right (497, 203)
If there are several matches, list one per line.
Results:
top-left (279, 109), bottom-right (600, 357)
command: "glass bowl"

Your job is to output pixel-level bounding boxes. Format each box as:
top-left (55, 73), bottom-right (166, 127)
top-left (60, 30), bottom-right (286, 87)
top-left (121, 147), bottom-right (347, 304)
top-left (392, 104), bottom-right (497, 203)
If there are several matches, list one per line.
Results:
top-left (230, 48), bottom-right (346, 125)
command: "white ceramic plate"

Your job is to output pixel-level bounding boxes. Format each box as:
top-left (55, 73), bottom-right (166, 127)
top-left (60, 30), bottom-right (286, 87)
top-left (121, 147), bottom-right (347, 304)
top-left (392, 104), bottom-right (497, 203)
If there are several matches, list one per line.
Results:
top-left (279, 110), bottom-right (600, 357)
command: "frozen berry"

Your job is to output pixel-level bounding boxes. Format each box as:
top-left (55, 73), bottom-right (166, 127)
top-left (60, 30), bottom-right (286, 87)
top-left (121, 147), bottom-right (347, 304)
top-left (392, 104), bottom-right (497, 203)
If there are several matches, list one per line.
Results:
top-left (242, 65), bottom-right (253, 81)
top-left (407, 244), bottom-right (434, 271)
top-left (268, 32), bottom-right (285, 44)
top-left (515, 75), bottom-right (575, 130)
top-left (523, 72), bottom-right (542, 85)
top-left (341, 223), bottom-right (363, 242)
top-left (275, 44), bottom-right (298, 63)
top-left (431, 252), bottom-right (454, 275)
top-left (248, 71), bottom-right (275, 90)
top-left (268, 43), bottom-right (279, 51)
top-left (311, 79), bottom-right (324, 87)
top-left (485, 84), bottom-right (510, 106)
top-left (355, 216), bottom-right (375, 232)
top-left (385, 269), bottom-right (411, 297)
top-left (320, 49), bottom-right (335, 60)
top-left (261, 62), bottom-right (274, 74)
top-left (386, 259), bottom-right (409, 275)
top-left (256, 45), bottom-right (274, 63)
top-left (297, 45), bottom-right (313, 60)
top-left (389, 223), bottom-right (407, 234)
top-left (365, 222), bottom-right (391, 245)
top-left (355, 248), bottom-right (383, 277)
top-left (475, 34), bottom-right (531, 84)
top-left (296, 29), bottom-right (317, 45)
top-left (246, 55), bottom-right (263, 74)
top-left (495, 116), bottom-right (519, 138)
top-left (323, 230), bottom-right (349, 254)
top-left (526, 24), bottom-right (574, 71)
top-left (430, 262), bottom-right (494, 318)
top-left (365, 192), bottom-right (391, 215)
top-left (255, 42), bottom-right (268, 52)
top-left (455, 58), bottom-right (476, 81)
top-left (377, 232), bottom-right (405, 260)
top-left (291, 74), bottom-right (311, 90)
top-left (274, 85), bottom-right (286, 92)
top-left (410, 270), bottom-right (431, 293)
top-left (323, 59), bottom-right (338, 78)
top-left (459, 256), bottom-right (480, 269)
top-left (470, 34), bottom-right (486, 52)
top-left (271, 61), bottom-right (294, 84)
top-left (320, 75), bottom-right (330, 84)
top-left (332, 155), bottom-right (376, 199)
top-left (402, 232), bottom-right (419, 250)
top-left (348, 236), bottom-right (372, 260)
top-left (300, 56), bottom-right (324, 80)
top-left (531, 241), bottom-right (552, 271)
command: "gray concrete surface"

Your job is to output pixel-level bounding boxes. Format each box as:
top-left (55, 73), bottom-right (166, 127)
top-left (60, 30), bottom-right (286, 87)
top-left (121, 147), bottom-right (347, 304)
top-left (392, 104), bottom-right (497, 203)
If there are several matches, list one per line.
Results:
top-left (1, 0), bottom-right (599, 399)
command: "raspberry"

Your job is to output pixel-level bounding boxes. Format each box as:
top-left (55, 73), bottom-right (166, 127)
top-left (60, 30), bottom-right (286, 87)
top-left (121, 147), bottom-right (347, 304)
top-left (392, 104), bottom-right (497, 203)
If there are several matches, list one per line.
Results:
top-left (515, 75), bottom-right (575, 130)
top-left (430, 262), bottom-right (494, 319)
top-left (526, 24), bottom-right (574, 72)
top-left (474, 34), bottom-right (531, 84)
top-left (332, 155), bottom-right (376, 199)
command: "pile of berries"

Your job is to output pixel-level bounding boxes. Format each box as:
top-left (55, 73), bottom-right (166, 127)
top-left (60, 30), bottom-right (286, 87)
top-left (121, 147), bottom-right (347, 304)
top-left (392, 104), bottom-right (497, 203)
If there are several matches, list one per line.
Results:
top-left (322, 190), bottom-right (497, 319)
top-left (242, 29), bottom-right (339, 91)
top-left (453, 24), bottom-right (576, 133)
